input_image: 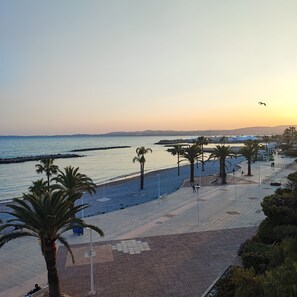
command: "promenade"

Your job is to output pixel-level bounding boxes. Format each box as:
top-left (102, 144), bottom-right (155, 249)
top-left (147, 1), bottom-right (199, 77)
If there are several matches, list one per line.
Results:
top-left (0, 156), bottom-right (295, 297)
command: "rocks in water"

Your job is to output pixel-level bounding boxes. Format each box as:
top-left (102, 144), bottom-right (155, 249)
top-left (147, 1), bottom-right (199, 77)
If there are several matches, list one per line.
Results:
top-left (70, 146), bottom-right (131, 152)
top-left (0, 154), bottom-right (82, 164)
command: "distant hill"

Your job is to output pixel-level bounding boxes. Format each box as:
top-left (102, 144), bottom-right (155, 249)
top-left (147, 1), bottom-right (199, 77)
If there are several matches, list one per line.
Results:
top-left (1, 125), bottom-right (296, 138)
top-left (104, 125), bottom-right (297, 137)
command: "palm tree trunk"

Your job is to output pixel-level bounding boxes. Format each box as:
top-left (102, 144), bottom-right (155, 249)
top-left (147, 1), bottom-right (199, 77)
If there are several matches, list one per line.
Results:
top-left (44, 242), bottom-right (61, 297)
top-left (190, 162), bottom-right (195, 183)
top-left (247, 159), bottom-right (252, 176)
top-left (177, 154), bottom-right (180, 176)
top-left (140, 164), bottom-right (144, 190)
top-left (201, 145), bottom-right (205, 171)
top-left (221, 158), bottom-right (227, 184)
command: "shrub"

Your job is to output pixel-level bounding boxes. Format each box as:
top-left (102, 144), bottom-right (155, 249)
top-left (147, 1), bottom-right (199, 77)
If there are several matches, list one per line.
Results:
top-left (232, 267), bottom-right (264, 297)
top-left (241, 252), bottom-right (269, 274)
top-left (261, 194), bottom-right (297, 225)
top-left (257, 218), bottom-right (276, 244)
top-left (273, 225), bottom-right (297, 242)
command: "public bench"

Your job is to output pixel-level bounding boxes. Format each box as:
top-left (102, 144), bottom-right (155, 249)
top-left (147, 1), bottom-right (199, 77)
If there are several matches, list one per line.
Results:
top-left (31, 285), bottom-right (49, 297)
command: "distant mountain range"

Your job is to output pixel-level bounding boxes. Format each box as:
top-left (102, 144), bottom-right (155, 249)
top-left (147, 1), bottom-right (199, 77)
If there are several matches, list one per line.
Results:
top-left (1, 125), bottom-right (296, 138)
top-left (104, 125), bottom-right (297, 137)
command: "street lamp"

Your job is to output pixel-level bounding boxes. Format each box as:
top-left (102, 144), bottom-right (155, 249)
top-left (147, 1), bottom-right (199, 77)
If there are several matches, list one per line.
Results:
top-left (195, 185), bottom-right (200, 225)
top-left (234, 171), bottom-right (237, 208)
top-left (88, 228), bottom-right (96, 296)
top-left (157, 174), bottom-right (160, 203)
top-left (81, 192), bottom-right (85, 219)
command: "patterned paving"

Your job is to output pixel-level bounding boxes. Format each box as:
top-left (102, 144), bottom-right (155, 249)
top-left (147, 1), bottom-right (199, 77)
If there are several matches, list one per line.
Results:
top-left (57, 227), bottom-right (257, 297)
top-left (112, 239), bottom-right (150, 254)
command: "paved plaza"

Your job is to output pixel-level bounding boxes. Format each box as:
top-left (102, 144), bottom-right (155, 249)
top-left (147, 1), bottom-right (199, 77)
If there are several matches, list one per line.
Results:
top-left (0, 157), bottom-right (296, 297)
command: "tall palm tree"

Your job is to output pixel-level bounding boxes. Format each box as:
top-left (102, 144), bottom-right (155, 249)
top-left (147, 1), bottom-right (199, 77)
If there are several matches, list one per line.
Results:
top-left (52, 166), bottom-right (96, 218)
top-left (167, 145), bottom-right (184, 176)
top-left (28, 179), bottom-right (48, 195)
top-left (261, 135), bottom-right (270, 153)
top-left (36, 158), bottom-right (59, 188)
top-left (251, 140), bottom-right (262, 161)
top-left (219, 136), bottom-right (229, 145)
top-left (133, 146), bottom-right (152, 190)
top-left (239, 140), bottom-right (260, 176)
top-left (181, 144), bottom-right (201, 183)
top-left (0, 191), bottom-right (104, 297)
top-left (209, 145), bottom-right (236, 184)
top-left (196, 136), bottom-right (210, 172)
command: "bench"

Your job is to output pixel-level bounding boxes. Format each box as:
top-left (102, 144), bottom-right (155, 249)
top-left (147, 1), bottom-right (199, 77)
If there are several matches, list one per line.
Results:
top-left (31, 285), bottom-right (49, 297)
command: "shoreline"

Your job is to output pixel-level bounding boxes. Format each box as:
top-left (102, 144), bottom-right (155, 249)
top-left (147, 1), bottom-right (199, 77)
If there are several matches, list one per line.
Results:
top-left (0, 157), bottom-right (246, 222)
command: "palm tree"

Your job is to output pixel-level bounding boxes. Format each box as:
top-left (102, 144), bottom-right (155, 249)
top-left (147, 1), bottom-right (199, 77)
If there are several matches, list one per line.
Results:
top-left (167, 145), bottom-right (184, 176)
top-left (36, 158), bottom-right (59, 188)
top-left (219, 136), bottom-right (229, 145)
top-left (0, 191), bottom-right (104, 297)
top-left (133, 146), bottom-right (152, 190)
top-left (261, 135), bottom-right (270, 153)
top-left (239, 140), bottom-right (260, 176)
top-left (181, 144), bottom-right (201, 183)
top-left (209, 145), bottom-right (236, 184)
top-left (28, 179), bottom-right (48, 195)
top-left (52, 166), bottom-right (96, 218)
top-left (196, 136), bottom-right (210, 172)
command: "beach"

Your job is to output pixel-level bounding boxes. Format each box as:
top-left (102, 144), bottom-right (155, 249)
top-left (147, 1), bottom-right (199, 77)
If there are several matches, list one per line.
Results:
top-left (69, 156), bottom-right (246, 218)
top-left (0, 157), bottom-right (245, 222)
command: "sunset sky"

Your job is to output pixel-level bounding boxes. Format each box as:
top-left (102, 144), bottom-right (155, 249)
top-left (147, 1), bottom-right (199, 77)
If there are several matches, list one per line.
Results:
top-left (1, 0), bottom-right (297, 135)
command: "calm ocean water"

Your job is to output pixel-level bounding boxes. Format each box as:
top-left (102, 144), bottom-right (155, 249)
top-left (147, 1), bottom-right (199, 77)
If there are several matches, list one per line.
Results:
top-left (0, 135), bottom-right (201, 200)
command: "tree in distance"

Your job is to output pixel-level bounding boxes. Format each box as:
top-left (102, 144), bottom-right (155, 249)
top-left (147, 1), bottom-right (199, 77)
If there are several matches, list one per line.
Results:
top-left (133, 146), bottom-right (152, 190)
top-left (167, 144), bottom-right (185, 176)
top-left (35, 158), bottom-right (59, 189)
top-left (208, 145), bottom-right (237, 184)
top-left (181, 144), bottom-right (202, 183)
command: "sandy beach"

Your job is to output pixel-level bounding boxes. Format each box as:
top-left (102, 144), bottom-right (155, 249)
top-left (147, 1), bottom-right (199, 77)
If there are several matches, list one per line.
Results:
top-left (72, 156), bottom-right (246, 218)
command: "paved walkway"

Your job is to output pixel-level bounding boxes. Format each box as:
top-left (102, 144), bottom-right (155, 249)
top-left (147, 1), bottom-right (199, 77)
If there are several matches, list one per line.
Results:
top-left (0, 156), bottom-right (295, 297)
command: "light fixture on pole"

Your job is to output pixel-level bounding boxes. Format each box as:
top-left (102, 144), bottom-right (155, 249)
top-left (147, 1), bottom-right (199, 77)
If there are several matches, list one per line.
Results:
top-left (157, 174), bottom-right (160, 203)
top-left (88, 228), bottom-right (96, 296)
top-left (234, 171), bottom-right (237, 208)
top-left (81, 192), bottom-right (85, 219)
top-left (195, 185), bottom-right (200, 225)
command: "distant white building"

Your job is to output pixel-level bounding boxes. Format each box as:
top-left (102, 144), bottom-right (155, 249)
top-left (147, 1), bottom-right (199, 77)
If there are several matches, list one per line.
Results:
top-left (228, 136), bottom-right (259, 142)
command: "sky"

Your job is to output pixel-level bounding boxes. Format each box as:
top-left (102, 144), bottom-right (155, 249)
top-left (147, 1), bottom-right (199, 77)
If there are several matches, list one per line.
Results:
top-left (0, 0), bottom-right (297, 135)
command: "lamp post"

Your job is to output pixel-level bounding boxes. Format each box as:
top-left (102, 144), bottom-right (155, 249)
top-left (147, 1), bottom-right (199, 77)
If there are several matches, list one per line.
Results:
top-left (157, 174), bottom-right (160, 203)
top-left (81, 192), bottom-right (85, 219)
top-left (195, 185), bottom-right (200, 225)
top-left (234, 170), bottom-right (237, 208)
top-left (88, 228), bottom-right (95, 296)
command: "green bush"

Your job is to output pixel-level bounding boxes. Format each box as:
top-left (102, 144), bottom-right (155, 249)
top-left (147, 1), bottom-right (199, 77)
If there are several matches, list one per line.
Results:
top-left (241, 252), bottom-right (269, 274)
top-left (258, 219), bottom-right (297, 244)
top-left (261, 260), bottom-right (297, 297)
top-left (232, 267), bottom-right (264, 297)
top-left (273, 225), bottom-right (297, 242)
top-left (238, 239), bottom-right (270, 256)
top-left (261, 194), bottom-right (297, 225)
top-left (257, 218), bottom-right (276, 244)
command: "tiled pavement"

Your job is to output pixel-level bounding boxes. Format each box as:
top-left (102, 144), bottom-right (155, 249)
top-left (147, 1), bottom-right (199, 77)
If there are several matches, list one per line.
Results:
top-left (0, 156), bottom-right (296, 297)
top-left (57, 228), bottom-right (257, 297)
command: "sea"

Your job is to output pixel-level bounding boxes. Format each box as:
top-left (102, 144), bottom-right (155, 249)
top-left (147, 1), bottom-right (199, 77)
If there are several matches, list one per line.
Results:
top-left (0, 135), bottom-right (203, 201)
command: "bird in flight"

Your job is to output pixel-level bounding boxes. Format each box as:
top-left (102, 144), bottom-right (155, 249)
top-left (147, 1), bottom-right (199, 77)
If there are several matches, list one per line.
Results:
top-left (258, 101), bottom-right (267, 106)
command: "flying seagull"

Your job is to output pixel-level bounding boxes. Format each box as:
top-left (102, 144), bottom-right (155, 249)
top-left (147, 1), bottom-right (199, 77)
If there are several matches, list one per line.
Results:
top-left (258, 101), bottom-right (266, 106)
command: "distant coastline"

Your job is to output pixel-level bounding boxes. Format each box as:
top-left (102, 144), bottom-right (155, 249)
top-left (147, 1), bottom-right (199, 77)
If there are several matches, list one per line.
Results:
top-left (0, 125), bottom-right (295, 138)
